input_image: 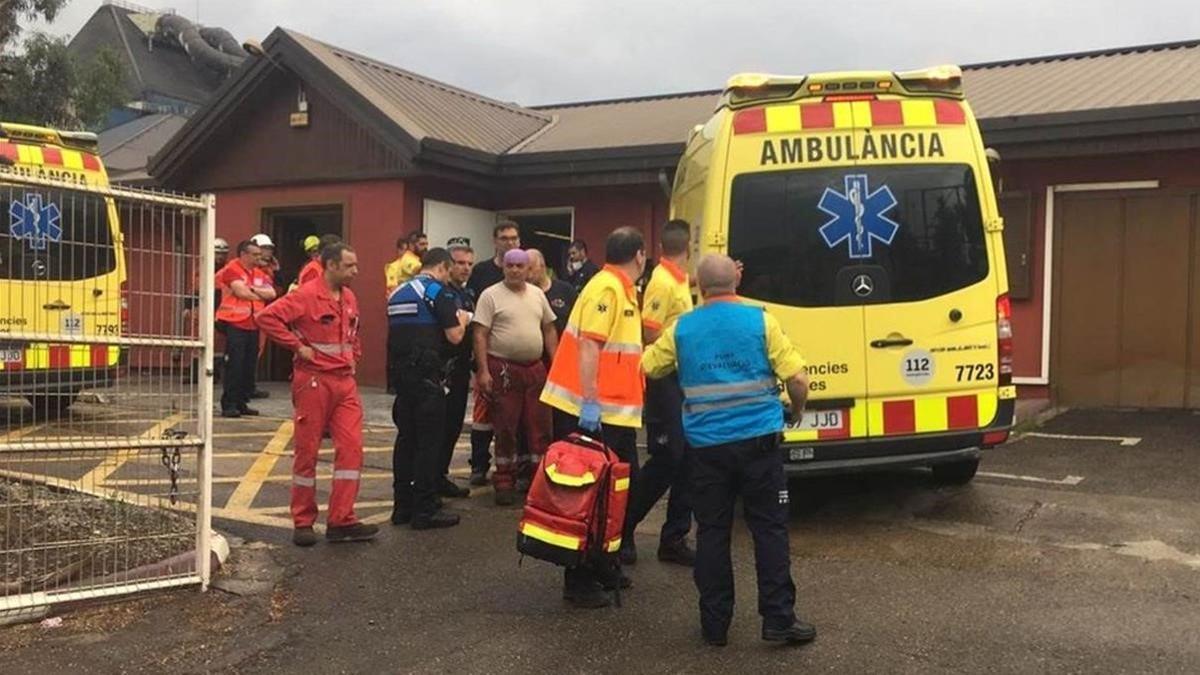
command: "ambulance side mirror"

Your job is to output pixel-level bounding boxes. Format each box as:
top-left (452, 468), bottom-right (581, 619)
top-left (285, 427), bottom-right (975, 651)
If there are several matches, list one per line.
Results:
top-left (985, 147), bottom-right (1003, 196)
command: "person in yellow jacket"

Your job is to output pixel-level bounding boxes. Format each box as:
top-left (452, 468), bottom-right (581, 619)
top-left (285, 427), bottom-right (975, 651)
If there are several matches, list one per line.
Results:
top-left (385, 231), bottom-right (427, 295)
top-left (540, 225), bottom-right (646, 609)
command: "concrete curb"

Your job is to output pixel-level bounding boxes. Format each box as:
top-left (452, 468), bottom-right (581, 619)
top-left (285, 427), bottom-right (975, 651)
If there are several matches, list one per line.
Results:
top-left (0, 532), bottom-right (232, 627)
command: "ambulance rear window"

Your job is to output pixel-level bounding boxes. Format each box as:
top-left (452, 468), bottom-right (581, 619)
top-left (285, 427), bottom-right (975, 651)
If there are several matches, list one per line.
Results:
top-left (0, 187), bottom-right (117, 281)
top-left (729, 164), bottom-right (988, 306)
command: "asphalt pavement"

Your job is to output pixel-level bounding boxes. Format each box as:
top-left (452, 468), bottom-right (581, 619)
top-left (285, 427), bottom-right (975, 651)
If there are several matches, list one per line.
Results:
top-left (3, 408), bottom-right (1200, 673)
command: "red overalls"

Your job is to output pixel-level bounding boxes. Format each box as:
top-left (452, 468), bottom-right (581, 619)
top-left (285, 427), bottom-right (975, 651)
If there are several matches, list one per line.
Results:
top-left (256, 277), bottom-right (365, 528)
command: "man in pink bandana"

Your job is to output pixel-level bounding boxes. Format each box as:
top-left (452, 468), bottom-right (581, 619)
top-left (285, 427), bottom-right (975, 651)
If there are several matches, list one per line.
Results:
top-left (471, 249), bottom-right (560, 505)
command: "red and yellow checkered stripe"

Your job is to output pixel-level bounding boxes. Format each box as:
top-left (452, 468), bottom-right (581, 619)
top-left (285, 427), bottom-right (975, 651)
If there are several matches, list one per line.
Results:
top-left (0, 140), bottom-right (102, 171)
top-left (733, 99), bottom-right (965, 135)
top-left (786, 386), bottom-right (1016, 442)
top-left (0, 344), bottom-right (119, 371)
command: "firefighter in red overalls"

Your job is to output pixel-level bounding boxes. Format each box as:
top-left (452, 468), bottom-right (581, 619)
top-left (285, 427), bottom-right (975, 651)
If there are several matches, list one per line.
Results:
top-left (256, 242), bottom-right (379, 546)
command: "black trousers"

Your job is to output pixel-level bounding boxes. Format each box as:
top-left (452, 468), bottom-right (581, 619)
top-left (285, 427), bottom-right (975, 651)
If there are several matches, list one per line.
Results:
top-left (220, 325), bottom-right (257, 412)
top-left (441, 369), bottom-right (471, 477)
top-left (627, 375), bottom-right (692, 546)
top-left (555, 415), bottom-right (639, 593)
top-left (690, 433), bottom-right (796, 637)
top-left (392, 379), bottom-right (446, 518)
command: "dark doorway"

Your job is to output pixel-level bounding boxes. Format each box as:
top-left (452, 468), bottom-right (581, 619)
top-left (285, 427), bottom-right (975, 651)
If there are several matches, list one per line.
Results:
top-left (503, 211), bottom-right (573, 279)
top-left (260, 204), bottom-right (344, 381)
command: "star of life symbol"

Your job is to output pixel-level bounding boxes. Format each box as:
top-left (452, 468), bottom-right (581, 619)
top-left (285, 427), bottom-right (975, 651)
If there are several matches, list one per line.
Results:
top-left (9, 193), bottom-right (63, 251)
top-left (818, 175), bottom-right (899, 259)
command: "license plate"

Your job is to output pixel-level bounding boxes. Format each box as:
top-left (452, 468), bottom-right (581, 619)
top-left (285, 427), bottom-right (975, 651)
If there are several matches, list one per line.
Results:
top-left (789, 409), bottom-right (844, 431)
top-left (0, 348), bottom-right (22, 364)
top-left (789, 447), bottom-right (815, 461)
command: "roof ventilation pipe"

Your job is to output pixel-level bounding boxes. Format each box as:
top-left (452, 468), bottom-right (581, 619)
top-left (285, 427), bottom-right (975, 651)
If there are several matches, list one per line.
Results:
top-left (155, 14), bottom-right (246, 74)
top-left (199, 26), bottom-right (245, 58)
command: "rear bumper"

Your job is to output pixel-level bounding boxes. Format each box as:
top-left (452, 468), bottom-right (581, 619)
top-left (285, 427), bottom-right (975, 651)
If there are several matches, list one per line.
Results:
top-left (783, 398), bottom-right (1014, 476)
top-left (0, 367), bottom-right (117, 395)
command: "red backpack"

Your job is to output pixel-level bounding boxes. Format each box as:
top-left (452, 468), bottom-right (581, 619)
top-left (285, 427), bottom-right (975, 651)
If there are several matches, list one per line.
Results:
top-left (517, 433), bottom-right (631, 569)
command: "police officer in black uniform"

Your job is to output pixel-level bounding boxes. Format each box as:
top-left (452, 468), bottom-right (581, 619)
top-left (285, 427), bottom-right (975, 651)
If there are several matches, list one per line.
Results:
top-left (435, 239), bottom-right (477, 499)
top-left (389, 248), bottom-right (470, 529)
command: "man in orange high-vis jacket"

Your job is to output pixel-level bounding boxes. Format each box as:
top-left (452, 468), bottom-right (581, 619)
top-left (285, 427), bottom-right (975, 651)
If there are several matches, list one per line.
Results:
top-left (540, 226), bottom-right (647, 609)
top-left (216, 240), bottom-right (275, 418)
top-left (256, 243), bottom-right (379, 547)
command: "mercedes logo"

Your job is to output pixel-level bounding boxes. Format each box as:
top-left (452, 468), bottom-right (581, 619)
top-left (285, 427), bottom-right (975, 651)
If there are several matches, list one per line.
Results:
top-left (852, 274), bottom-right (874, 297)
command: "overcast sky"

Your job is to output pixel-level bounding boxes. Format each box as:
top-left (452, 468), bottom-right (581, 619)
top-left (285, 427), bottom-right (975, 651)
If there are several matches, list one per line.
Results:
top-left (24, 0), bottom-right (1200, 105)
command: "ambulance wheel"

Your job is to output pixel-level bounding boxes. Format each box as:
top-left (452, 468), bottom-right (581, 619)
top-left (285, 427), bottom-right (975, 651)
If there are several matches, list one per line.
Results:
top-left (26, 392), bottom-right (76, 419)
top-left (931, 458), bottom-right (979, 486)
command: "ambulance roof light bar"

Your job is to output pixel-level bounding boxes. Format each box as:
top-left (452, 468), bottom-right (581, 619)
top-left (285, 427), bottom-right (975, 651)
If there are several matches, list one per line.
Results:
top-left (722, 73), bottom-right (807, 108)
top-left (895, 64), bottom-right (964, 97)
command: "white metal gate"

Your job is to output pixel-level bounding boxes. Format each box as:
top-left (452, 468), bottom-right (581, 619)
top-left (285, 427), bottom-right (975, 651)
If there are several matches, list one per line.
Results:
top-left (0, 171), bottom-right (214, 621)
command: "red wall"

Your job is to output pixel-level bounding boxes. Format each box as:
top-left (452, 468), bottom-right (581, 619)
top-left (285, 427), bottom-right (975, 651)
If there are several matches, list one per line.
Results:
top-left (213, 179), bottom-right (406, 386)
top-left (999, 149), bottom-right (1200, 399)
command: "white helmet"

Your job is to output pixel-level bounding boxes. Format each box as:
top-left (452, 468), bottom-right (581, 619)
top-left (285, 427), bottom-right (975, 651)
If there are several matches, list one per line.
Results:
top-left (251, 233), bottom-right (275, 248)
top-left (214, 237), bottom-right (229, 253)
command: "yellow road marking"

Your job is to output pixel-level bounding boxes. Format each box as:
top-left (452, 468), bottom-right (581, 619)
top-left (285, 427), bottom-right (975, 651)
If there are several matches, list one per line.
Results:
top-left (224, 421), bottom-right (292, 512)
top-left (77, 413), bottom-right (185, 490)
top-left (0, 423), bottom-right (46, 444)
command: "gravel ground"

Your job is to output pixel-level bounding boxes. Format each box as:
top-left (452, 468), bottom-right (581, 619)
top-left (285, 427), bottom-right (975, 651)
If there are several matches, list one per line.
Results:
top-left (1, 480), bottom-right (194, 594)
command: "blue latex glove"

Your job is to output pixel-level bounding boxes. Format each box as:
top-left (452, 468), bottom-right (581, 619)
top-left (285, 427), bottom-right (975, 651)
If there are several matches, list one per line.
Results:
top-left (579, 400), bottom-right (602, 432)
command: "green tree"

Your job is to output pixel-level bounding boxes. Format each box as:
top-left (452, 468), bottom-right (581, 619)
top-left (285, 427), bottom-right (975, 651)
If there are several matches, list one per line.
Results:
top-left (0, 1), bottom-right (127, 130)
top-left (0, 0), bottom-right (68, 50)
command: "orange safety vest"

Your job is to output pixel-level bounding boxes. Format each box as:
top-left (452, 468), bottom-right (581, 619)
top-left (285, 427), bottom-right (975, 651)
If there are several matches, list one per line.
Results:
top-left (215, 260), bottom-right (263, 327)
top-left (541, 265), bottom-right (644, 428)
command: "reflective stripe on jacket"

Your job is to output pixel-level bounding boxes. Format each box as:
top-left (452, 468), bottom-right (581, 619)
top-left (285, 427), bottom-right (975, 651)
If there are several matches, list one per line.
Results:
top-left (387, 274), bottom-right (443, 328)
top-left (541, 266), bottom-right (644, 428)
top-left (255, 278), bottom-right (361, 375)
top-left (675, 301), bottom-right (781, 447)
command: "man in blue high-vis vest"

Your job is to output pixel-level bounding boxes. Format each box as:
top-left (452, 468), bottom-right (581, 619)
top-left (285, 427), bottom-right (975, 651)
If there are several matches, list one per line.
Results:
top-left (642, 254), bottom-right (816, 648)
top-left (388, 248), bottom-right (470, 530)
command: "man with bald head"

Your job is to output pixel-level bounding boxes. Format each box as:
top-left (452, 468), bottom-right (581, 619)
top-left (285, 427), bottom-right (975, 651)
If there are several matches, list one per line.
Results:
top-left (642, 253), bottom-right (817, 647)
top-left (473, 249), bottom-right (559, 505)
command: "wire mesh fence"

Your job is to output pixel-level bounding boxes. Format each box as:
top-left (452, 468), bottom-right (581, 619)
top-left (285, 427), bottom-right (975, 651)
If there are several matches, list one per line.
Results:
top-left (0, 171), bottom-right (214, 618)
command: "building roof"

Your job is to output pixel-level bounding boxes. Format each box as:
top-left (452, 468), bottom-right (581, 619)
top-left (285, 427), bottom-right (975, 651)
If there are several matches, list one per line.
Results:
top-left (99, 113), bottom-right (189, 184)
top-left (68, 4), bottom-right (224, 108)
top-left (514, 91), bottom-right (719, 154)
top-left (964, 39), bottom-right (1200, 118)
top-left (287, 31), bottom-right (551, 155)
top-left (152, 33), bottom-right (1200, 188)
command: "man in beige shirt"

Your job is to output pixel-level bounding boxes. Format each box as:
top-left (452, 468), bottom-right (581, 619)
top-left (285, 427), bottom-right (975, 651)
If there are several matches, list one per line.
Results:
top-left (473, 249), bottom-right (559, 505)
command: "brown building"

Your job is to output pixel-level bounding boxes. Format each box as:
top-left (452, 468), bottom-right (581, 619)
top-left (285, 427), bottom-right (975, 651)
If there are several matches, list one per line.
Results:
top-left (151, 29), bottom-right (1200, 407)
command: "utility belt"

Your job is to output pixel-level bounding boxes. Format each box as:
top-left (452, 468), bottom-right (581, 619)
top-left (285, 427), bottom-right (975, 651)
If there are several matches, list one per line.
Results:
top-left (392, 349), bottom-right (449, 392)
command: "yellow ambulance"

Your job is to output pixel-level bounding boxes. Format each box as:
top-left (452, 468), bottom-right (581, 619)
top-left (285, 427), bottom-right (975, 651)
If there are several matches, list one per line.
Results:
top-left (671, 66), bottom-right (1015, 484)
top-left (0, 122), bottom-right (125, 416)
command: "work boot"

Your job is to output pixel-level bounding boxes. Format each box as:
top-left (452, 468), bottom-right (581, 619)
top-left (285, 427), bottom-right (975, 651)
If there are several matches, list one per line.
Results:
top-left (703, 632), bottom-right (729, 647)
top-left (657, 538), bottom-right (696, 567)
top-left (469, 470), bottom-right (488, 486)
top-left (411, 510), bottom-right (460, 530)
top-left (237, 406), bottom-right (260, 416)
top-left (762, 620), bottom-right (817, 645)
top-left (292, 527), bottom-right (317, 547)
top-left (326, 522), bottom-right (379, 543)
top-left (494, 488), bottom-right (517, 506)
top-left (220, 408), bottom-right (241, 419)
top-left (563, 585), bottom-right (612, 609)
top-left (250, 389), bottom-right (270, 399)
top-left (438, 477), bottom-right (470, 498)
top-left (390, 508), bottom-right (412, 525)
top-left (598, 569), bottom-right (633, 591)
top-left (619, 542), bottom-right (638, 566)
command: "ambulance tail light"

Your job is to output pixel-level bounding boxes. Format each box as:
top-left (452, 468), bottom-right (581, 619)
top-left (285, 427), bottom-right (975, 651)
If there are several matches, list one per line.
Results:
top-left (982, 430), bottom-right (1010, 447)
top-left (120, 281), bottom-right (130, 333)
top-left (997, 293), bottom-right (1013, 386)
